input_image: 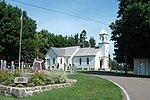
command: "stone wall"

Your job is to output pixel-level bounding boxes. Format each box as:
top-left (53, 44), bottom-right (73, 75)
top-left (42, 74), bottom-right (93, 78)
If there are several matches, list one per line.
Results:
top-left (0, 79), bottom-right (77, 98)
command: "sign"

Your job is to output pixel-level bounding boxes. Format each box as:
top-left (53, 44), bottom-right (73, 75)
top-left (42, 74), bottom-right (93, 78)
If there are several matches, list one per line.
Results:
top-left (14, 77), bottom-right (28, 84)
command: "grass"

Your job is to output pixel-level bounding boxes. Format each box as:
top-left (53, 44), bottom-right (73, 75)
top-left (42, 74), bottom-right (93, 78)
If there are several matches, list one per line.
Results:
top-left (0, 73), bottom-right (123, 100)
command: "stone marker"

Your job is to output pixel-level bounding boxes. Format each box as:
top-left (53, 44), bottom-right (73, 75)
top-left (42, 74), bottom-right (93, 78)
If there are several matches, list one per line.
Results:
top-left (14, 77), bottom-right (28, 84)
top-left (33, 58), bottom-right (45, 70)
top-left (70, 64), bottom-right (75, 74)
top-left (0, 60), bottom-right (3, 69)
top-left (21, 62), bottom-right (24, 73)
top-left (11, 61), bottom-right (15, 73)
top-left (3, 60), bottom-right (6, 70)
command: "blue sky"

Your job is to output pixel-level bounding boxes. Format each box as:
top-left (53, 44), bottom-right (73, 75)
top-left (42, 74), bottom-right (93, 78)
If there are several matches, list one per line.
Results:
top-left (5, 0), bottom-right (118, 58)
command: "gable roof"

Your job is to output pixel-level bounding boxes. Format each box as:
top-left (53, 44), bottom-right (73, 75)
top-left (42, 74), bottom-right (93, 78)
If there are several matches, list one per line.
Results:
top-left (51, 46), bottom-right (80, 57)
top-left (74, 48), bottom-right (99, 56)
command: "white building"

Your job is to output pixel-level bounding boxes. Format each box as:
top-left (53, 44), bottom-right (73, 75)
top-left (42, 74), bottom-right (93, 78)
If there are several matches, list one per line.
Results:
top-left (45, 29), bottom-right (109, 71)
top-left (134, 58), bottom-right (150, 75)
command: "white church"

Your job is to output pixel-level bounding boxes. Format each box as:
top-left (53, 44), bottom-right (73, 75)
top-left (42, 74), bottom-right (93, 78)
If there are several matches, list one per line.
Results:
top-left (45, 29), bottom-right (109, 71)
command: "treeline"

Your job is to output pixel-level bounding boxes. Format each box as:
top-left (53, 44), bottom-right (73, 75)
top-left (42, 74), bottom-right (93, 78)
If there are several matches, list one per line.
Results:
top-left (34, 29), bottom-right (96, 60)
top-left (0, 1), bottom-right (96, 62)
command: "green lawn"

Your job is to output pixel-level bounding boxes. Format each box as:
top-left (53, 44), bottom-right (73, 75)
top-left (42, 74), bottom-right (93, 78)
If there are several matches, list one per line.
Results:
top-left (0, 73), bottom-right (123, 100)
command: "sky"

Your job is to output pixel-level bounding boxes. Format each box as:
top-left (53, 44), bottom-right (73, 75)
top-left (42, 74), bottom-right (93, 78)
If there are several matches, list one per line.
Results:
top-left (4, 0), bottom-right (119, 59)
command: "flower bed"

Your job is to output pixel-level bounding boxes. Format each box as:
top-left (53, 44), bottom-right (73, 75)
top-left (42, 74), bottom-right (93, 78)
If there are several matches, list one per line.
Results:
top-left (0, 79), bottom-right (77, 98)
top-left (0, 69), bottom-right (77, 98)
top-left (0, 69), bottom-right (67, 87)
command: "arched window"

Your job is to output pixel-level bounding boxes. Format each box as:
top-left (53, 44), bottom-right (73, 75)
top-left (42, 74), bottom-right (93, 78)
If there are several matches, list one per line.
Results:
top-left (79, 58), bottom-right (82, 65)
top-left (87, 58), bottom-right (89, 65)
top-left (66, 58), bottom-right (68, 64)
top-left (53, 58), bottom-right (55, 64)
top-left (60, 58), bottom-right (62, 64)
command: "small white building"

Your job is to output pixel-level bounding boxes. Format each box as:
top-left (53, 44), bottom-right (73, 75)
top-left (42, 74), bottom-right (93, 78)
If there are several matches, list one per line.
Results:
top-left (45, 29), bottom-right (109, 71)
top-left (134, 58), bottom-right (150, 75)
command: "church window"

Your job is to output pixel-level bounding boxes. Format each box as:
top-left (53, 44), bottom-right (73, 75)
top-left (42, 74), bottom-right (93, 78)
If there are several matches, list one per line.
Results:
top-left (87, 58), bottom-right (89, 65)
top-left (66, 58), bottom-right (68, 64)
top-left (79, 58), bottom-right (82, 65)
top-left (53, 58), bottom-right (55, 64)
top-left (60, 58), bottom-right (62, 64)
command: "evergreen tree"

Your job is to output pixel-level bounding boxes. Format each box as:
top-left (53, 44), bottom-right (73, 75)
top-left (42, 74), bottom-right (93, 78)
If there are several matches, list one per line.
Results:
top-left (74, 33), bottom-right (79, 46)
top-left (79, 30), bottom-right (88, 47)
top-left (89, 37), bottom-right (96, 48)
top-left (110, 0), bottom-right (150, 73)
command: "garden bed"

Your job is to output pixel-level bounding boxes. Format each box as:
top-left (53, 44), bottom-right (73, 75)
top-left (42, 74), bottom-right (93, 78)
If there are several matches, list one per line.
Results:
top-left (0, 69), bottom-right (76, 98)
top-left (0, 79), bottom-right (77, 98)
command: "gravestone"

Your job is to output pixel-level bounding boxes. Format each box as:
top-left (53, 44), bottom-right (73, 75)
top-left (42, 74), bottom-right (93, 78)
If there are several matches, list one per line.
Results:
top-left (0, 60), bottom-right (3, 69)
top-left (70, 64), bottom-right (75, 74)
top-left (33, 58), bottom-right (45, 70)
top-left (11, 61), bottom-right (15, 73)
top-left (21, 62), bottom-right (24, 73)
top-left (14, 77), bottom-right (28, 84)
top-left (3, 60), bottom-right (6, 70)
top-left (64, 63), bottom-right (66, 71)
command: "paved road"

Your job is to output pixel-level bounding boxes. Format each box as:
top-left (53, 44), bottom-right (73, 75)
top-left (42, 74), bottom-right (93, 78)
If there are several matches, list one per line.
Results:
top-left (85, 72), bottom-right (150, 100)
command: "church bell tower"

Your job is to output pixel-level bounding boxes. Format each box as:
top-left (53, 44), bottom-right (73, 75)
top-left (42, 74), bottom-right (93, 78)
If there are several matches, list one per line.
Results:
top-left (99, 29), bottom-right (109, 70)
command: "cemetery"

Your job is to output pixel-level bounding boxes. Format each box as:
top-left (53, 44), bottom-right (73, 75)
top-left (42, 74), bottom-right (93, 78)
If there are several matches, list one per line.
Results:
top-left (0, 59), bottom-right (77, 98)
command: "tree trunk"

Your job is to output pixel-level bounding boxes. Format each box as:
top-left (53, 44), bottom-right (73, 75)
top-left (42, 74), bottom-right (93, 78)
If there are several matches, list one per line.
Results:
top-left (125, 45), bottom-right (128, 74)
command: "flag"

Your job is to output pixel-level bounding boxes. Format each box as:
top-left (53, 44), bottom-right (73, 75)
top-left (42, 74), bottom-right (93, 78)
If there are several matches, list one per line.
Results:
top-left (20, 14), bottom-right (22, 24)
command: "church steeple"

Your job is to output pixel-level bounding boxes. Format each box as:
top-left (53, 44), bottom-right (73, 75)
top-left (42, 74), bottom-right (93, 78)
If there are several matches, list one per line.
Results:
top-left (99, 29), bottom-right (109, 70)
top-left (99, 29), bottom-right (108, 43)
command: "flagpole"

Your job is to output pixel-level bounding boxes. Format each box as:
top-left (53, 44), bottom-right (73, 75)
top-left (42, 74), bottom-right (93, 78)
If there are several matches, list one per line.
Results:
top-left (19, 10), bottom-right (23, 71)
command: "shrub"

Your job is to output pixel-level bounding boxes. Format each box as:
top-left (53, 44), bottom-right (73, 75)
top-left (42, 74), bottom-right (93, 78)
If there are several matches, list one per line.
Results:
top-left (2, 79), bottom-right (14, 86)
top-left (27, 83), bottom-right (35, 87)
top-left (9, 83), bottom-right (16, 87)
top-left (13, 69), bottom-right (21, 77)
top-left (46, 69), bottom-right (67, 84)
top-left (16, 84), bottom-right (24, 87)
top-left (0, 70), bottom-right (13, 85)
top-left (31, 73), bottom-right (45, 86)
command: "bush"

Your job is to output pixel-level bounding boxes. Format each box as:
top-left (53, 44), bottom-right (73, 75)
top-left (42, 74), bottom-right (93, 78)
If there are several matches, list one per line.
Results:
top-left (27, 83), bottom-right (35, 87)
top-left (14, 69), bottom-right (21, 77)
top-left (0, 70), bottom-right (13, 85)
top-left (31, 73), bottom-right (46, 86)
top-left (46, 69), bottom-right (67, 84)
top-left (16, 84), bottom-right (24, 87)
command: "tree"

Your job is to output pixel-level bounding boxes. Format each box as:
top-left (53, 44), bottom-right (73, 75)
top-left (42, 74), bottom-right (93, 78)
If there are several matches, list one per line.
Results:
top-left (74, 33), bottom-right (79, 46)
top-left (34, 33), bottom-right (43, 58)
top-left (79, 30), bottom-right (88, 47)
top-left (110, 0), bottom-right (150, 74)
top-left (65, 36), bottom-right (76, 47)
top-left (89, 37), bottom-right (96, 48)
top-left (0, 1), bottom-right (37, 62)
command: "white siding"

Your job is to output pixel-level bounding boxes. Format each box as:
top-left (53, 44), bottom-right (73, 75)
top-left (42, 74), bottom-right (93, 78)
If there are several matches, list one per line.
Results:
top-left (95, 52), bottom-right (100, 70)
top-left (45, 50), bottom-right (57, 69)
top-left (73, 56), bottom-right (95, 70)
top-left (57, 57), bottom-right (65, 70)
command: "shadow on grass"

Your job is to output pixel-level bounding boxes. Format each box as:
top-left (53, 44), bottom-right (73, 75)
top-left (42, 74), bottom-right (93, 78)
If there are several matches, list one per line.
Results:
top-left (79, 71), bottom-right (150, 78)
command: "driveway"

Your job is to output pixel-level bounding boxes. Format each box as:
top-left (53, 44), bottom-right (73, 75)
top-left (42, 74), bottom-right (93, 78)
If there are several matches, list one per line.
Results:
top-left (82, 71), bottom-right (150, 100)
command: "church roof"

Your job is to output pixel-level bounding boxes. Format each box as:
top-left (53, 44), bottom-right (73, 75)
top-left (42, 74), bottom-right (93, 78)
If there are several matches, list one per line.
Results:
top-left (74, 48), bottom-right (99, 56)
top-left (51, 46), bottom-right (80, 57)
top-left (99, 29), bottom-right (108, 35)
top-left (51, 46), bottom-right (99, 57)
